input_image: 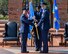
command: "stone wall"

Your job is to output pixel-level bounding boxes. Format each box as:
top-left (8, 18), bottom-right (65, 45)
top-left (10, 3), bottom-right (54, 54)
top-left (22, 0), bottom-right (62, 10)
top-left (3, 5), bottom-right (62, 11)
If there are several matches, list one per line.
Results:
top-left (57, 0), bottom-right (68, 27)
top-left (8, 0), bottom-right (22, 23)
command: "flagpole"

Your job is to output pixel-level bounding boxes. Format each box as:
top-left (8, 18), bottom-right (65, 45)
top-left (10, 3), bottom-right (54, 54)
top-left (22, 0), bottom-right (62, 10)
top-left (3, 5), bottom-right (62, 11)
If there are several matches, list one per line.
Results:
top-left (29, 0), bottom-right (39, 39)
top-left (34, 23), bottom-right (39, 39)
top-left (25, 0), bottom-right (28, 9)
top-left (53, 0), bottom-right (60, 34)
top-left (56, 29), bottom-right (58, 34)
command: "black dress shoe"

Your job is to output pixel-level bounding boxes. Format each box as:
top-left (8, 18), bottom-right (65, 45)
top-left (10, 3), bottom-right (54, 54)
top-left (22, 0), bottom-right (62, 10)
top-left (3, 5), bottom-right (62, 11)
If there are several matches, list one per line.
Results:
top-left (21, 51), bottom-right (29, 53)
top-left (35, 49), bottom-right (39, 51)
top-left (40, 51), bottom-right (48, 53)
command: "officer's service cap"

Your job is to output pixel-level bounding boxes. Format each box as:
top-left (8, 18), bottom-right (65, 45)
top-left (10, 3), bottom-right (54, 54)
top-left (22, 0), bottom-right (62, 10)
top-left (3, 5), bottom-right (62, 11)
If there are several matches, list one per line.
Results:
top-left (35, 5), bottom-right (41, 9)
top-left (42, 2), bottom-right (48, 5)
top-left (22, 7), bottom-right (26, 10)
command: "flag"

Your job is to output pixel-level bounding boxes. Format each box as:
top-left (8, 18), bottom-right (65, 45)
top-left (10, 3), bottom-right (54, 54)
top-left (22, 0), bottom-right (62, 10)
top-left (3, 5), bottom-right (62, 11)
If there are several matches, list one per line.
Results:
top-left (29, 1), bottom-right (34, 31)
top-left (29, 1), bottom-right (34, 20)
top-left (28, 1), bottom-right (35, 39)
top-left (53, 0), bottom-right (60, 30)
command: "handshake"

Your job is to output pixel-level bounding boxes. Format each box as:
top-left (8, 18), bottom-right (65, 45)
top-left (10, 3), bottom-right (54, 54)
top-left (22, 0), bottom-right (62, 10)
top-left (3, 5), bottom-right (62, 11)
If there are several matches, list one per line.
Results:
top-left (32, 16), bottom-right (39, 27)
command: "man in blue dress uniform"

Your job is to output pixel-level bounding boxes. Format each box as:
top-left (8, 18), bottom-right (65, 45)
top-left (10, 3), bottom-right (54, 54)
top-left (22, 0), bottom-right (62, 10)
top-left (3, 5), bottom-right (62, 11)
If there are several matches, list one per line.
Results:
top-left (33, 5), bottom-right (42, 51)
top-left (38, 3), bottom-right (50, 53)
top-left (20, 7), bottom-right (33, 53)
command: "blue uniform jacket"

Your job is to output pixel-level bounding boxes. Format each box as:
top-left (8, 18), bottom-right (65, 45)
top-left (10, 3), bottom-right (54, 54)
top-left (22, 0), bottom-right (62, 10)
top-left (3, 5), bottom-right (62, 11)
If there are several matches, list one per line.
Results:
top-left (20, 13), bottom-right (33, 33)
top-left (38, 9), bottom-right (50, 30)
top-left (34, 11), bottom-right (42, 23)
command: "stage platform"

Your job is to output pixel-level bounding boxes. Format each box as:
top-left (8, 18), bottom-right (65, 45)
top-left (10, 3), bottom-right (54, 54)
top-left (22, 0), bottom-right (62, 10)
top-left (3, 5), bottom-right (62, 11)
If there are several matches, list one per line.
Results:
top-left (0, 47), bottom-right (68, 54)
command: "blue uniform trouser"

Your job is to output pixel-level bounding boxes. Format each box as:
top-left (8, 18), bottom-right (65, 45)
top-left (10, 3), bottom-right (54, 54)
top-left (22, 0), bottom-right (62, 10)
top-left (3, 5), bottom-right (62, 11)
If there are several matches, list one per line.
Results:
top-left (41, 29), bottom-right (49, 52)
top-left (34, 26), bottom-right (42, 50)
top-left (21, 32), bottom-right (28, 52)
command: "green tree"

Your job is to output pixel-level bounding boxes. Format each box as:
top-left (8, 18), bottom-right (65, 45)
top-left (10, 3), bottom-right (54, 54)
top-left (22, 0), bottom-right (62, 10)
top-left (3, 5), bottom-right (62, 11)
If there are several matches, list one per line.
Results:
top-left (0, 0), bottom-right (8, 17)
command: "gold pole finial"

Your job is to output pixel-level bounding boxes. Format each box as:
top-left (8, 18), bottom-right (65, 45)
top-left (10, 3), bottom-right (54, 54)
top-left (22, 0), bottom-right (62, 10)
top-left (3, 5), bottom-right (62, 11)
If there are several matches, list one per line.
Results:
top-left (29, 0), bottom-right (32, 2)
